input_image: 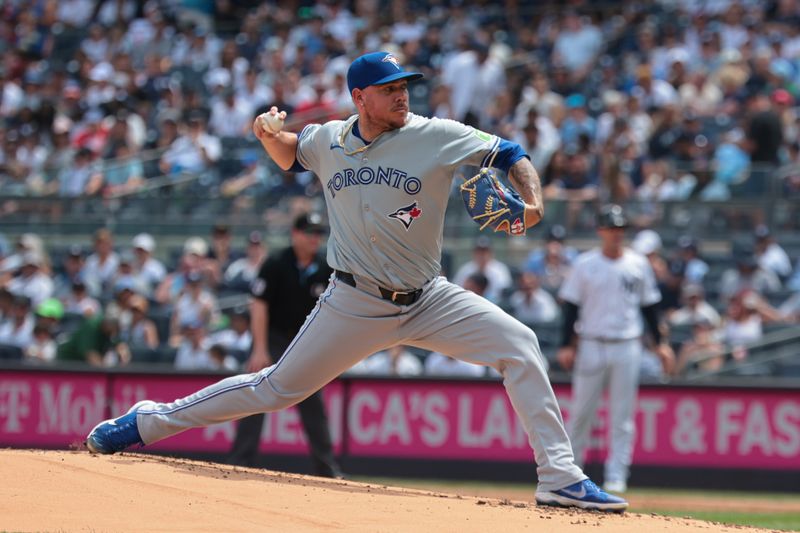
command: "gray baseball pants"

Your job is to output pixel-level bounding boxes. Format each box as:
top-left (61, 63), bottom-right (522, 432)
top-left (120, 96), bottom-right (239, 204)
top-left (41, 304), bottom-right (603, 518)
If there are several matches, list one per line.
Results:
top-left (136, 274), bottom-right (586, 491)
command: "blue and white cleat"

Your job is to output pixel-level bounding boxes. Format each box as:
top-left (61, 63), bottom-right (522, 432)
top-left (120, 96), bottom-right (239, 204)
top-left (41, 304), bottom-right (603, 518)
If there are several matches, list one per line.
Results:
top-left (85, 400), bottom-right (155, 454)
top-left (535, 479), bottom-right (628, 512)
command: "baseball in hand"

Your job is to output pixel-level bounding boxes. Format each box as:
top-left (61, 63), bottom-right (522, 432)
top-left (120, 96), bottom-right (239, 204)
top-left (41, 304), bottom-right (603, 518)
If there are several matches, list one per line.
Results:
top-left (260, 112), bottom-right (284, 135)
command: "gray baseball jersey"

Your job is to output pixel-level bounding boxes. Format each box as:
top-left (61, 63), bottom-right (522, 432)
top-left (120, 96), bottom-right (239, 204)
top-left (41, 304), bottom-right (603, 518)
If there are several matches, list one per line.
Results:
top-left (296, 113), bottom-right (499, 291)
top-left (127, 112), bottom-right (587, 492)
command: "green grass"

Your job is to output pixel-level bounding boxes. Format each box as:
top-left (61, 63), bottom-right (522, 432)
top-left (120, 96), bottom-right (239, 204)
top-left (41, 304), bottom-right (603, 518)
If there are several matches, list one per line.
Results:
top-left (352, 476), bottom-right (800, 531)
top-left (647, 510), bottom-right (800, 532)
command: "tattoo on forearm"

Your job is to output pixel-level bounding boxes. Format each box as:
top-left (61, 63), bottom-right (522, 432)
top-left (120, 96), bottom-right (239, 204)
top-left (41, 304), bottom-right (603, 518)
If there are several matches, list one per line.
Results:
top-left (509, 159), bottom-right (542, 209)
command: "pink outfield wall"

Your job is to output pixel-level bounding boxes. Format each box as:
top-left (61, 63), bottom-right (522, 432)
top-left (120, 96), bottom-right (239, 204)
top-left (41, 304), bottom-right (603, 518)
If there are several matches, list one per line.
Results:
top-left (1, 370), bottom-right (798, 470)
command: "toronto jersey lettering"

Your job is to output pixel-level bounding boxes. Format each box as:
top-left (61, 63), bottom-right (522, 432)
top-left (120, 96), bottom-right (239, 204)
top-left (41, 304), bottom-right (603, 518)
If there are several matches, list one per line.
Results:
top-left (326, 166), bottom-right (422, 197)
top-left (296, 113), bottom-right (500, 291)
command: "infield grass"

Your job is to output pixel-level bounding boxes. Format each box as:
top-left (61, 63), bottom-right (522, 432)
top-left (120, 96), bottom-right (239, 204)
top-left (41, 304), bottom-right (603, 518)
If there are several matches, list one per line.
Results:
top-left (354, 476), bottom-right (800, 532)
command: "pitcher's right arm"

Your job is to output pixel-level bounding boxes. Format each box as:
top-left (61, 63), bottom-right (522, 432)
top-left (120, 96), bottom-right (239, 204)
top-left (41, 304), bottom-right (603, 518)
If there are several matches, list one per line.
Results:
top-left (253, 106), bottom-right (298, 170)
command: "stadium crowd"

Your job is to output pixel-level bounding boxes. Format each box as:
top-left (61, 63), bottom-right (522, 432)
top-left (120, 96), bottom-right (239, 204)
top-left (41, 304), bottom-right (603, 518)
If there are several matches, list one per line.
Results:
top-left (1, 1), bottom-right (800, 377)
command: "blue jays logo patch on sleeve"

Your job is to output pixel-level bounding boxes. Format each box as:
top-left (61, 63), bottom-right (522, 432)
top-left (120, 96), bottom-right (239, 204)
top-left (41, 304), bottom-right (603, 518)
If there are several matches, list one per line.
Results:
top-left (388, 202), bottom-right (422, 230)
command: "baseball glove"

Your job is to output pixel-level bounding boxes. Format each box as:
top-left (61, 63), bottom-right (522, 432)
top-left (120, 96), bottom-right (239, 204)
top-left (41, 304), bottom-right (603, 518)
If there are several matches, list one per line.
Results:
top-left (460, 168), bottom-right (528, 236)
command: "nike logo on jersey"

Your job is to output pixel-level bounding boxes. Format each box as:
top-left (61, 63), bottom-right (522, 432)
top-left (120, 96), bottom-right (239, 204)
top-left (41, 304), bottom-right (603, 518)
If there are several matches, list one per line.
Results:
top-left (388, 202), bottom-right (422, 230)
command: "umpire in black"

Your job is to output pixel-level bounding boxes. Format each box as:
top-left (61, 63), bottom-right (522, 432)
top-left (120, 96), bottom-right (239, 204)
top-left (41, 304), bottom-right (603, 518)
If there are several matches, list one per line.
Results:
top-left (228, 212), bottom-right (343, 478)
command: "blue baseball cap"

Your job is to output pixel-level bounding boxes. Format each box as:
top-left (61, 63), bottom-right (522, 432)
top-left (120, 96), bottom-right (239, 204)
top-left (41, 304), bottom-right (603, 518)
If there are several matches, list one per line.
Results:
top-left (347, 52), bottom-right (423, 93)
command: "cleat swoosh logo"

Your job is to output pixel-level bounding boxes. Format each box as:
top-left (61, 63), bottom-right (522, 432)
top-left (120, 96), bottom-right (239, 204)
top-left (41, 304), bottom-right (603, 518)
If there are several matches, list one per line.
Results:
top-left (107, 420), bottom-right (118, 426)
top-left (561, 486), bottom-right (587, 499)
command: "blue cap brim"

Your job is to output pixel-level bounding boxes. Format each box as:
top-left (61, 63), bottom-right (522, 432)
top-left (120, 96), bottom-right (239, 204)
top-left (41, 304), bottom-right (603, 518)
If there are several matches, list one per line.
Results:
top-left (370, 71), bottom-right (424, 87)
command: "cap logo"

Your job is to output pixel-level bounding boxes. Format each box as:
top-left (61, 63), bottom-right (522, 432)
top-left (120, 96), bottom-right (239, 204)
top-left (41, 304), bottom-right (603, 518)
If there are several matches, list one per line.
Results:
top-left (381, 54), bottom-right (401, 70)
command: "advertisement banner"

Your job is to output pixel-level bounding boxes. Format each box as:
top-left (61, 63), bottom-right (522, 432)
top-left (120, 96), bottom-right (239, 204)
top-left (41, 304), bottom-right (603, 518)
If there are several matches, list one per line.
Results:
top-left (1, 370), bottom-right (798, 470)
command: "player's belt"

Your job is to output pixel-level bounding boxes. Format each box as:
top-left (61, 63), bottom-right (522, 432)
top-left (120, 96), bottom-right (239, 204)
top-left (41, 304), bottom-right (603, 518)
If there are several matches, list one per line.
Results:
top-left (335, 270), bottom-right (423, 306)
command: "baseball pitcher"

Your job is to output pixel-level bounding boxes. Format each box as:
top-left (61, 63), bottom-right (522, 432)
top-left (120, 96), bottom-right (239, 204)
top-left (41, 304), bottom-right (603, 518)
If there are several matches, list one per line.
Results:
top-left (86, 52), bottom-right (627, 512)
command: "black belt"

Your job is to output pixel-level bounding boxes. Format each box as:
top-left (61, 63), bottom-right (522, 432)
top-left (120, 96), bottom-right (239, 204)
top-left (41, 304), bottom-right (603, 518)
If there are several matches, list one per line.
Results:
top-left (335, 270), bottom-right (423, 306)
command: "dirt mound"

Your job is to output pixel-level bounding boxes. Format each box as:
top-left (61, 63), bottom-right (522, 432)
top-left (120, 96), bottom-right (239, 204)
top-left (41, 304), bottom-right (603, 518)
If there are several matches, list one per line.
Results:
top-left (0, 450), bottom-right (775, 532)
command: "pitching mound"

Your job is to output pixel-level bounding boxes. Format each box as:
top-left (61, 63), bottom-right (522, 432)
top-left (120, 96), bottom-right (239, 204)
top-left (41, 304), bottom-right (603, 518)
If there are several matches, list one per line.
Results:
top-left (0, 449), bottom-right (774, 532)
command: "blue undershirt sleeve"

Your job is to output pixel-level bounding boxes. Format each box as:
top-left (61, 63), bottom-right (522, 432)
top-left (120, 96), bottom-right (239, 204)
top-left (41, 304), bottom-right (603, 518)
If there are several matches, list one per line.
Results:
top-left (491, 139), bottom-right (529, 173)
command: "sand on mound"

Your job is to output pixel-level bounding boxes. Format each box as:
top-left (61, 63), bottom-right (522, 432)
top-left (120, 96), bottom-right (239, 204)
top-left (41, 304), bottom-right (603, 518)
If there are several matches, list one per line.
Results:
top-left (0, 449), bottom-right (776, 533)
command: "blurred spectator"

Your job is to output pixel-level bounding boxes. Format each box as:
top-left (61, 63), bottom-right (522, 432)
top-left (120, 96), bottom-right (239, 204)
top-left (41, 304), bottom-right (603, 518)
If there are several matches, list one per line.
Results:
top-left (168, 270), bottom-right (216, 346)
top-left (721, 291), bottom-right (768, 364)
top-left (7, 252), bottom-right (54, 307)
top-left (206, 224), bottom-right (234, 285)
top-left (209, 307), bottom-right (252, 353)
top-left (719, 246), bottom-right (781, 301)
top-left (706, 128), bottom-right (749, 200)
top-left (105, 277), bottom-right (136, 333)
top-left (545, 149), bottom-right (598, 203)
top-left (102, 142), bottom-right (145, 197)
top-left (424, 351), bottom-right (486, 378)
top-left (110, 251), bottom-right (150, 296)
top-left (0, 295), bottom-right (34, 349)
top-left (131, 233), bottom-right (167, 296)
top-left (348, 345), bottom-right (423, 377)
top-left (155, 237), bottom-right (209, 305)
top-left (0, 288), bottom-right (13, 324)
top-left (56, 147), bottom-right (104, 197)
top-left (53, 245), bottom-right (98, 299)
top-left (62, 279), bottom-right (101, 317)
top-left (208, 343), bottom-right (239, 372)
top-left (552, 12), bottom-right (602, 79)
top-left (453, 237), bottom-right (511, 303)
top-left (673, 319), bottom-right (726, 375)
top-left (753, 225), bottom-right (792, 280)
top-left (462, 272), bottom-right (489, 298)
top-left (632, 229), bottom-right (669, 288)
top-left (210, 88), bottom-right (253, 137)
top-left (24, 323), bottom-right (57, 363)
top-left (777, 291), bottom-right (800, 323)
top-left (668, 284), bottom-right (722, 328)
top-left (83, 228), bottom-right (120, 296)
top-left (174, 320), bottom-right (213, 370)
top-left (560, 94), bottom-right (596, 147)
top-left (510, 272), bottom-right (559, 325)
top-left (159, 111), bottom-right (221, 178)
top-left (126, 294), bottom-right (159, 350)
top-left (223, 231), bottom-right (266, 291)
top-left (524, 224), bottom-right (576, 293)
top-left (659, 258), bottom-right (688, 315)
top-left (56, 316), bottom-right (127, 367)
top-left (675, 235), bottom-right (708, 284)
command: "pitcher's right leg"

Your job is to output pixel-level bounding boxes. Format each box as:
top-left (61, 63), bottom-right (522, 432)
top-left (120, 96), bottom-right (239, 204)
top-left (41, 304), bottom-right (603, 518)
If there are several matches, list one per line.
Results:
top-left (87, 280), bottom-right (397, 453)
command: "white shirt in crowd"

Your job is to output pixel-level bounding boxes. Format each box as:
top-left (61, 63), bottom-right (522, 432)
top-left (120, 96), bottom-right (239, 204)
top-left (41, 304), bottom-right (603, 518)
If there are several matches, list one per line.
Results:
top-left (669, 302), bottom-right (722, 327)
top-left (84, 252), bottom-right (120, 289)
top-left (347, 348), bottom-right (423, 377)
top-left (208, 328), bottom-right (252, 352)
top-left (757, 243), bottom-right (792, 279)
top-left (453, 259), bottom-right (512, 303)
top-left (174, 340), bottom-right (212, 370)
top-left (7, 273), bottom-right (54, 307)
top-left (509, 288), bottom-right (559, 324)
top-left (424, 352), bottom-right (486, 378)
top-left (0, 315), bottom-right (34, 348)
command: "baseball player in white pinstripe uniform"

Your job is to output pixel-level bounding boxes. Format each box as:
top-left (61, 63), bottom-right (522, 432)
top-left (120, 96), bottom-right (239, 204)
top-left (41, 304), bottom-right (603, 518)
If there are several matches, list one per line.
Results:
top-left (85, 52), bottom-right (627, 511)
top-left (557, 204), bottom-right (675, 493)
